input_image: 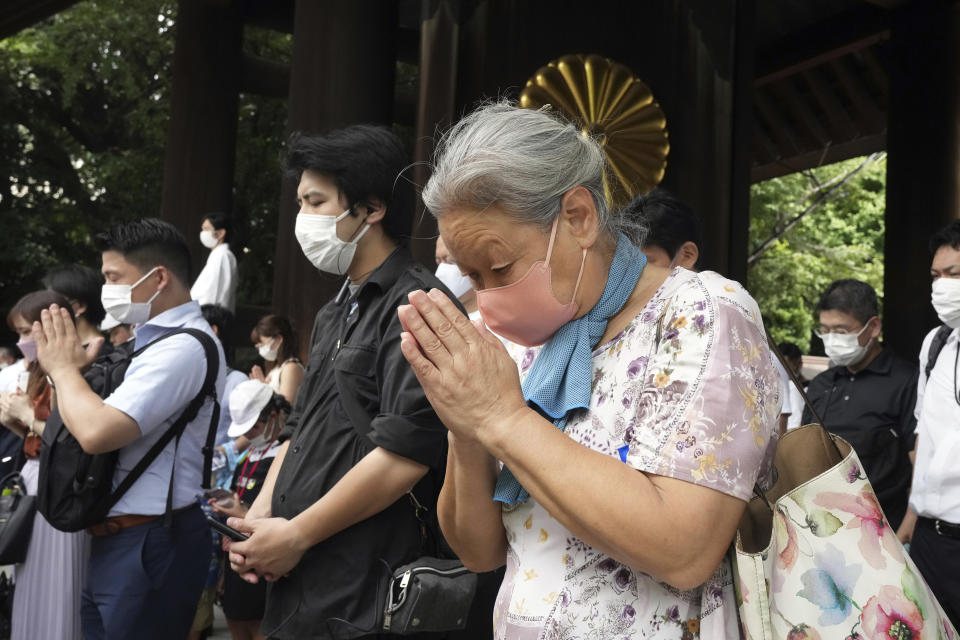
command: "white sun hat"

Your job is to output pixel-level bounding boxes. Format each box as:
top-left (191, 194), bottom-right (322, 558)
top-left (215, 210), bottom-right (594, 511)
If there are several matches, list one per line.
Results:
top-left (227, 379), bottom-right (274, 438)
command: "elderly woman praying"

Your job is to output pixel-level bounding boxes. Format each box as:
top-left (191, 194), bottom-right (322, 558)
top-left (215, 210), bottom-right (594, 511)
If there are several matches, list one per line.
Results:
top-left (396, 103), bottom-right (779, 639)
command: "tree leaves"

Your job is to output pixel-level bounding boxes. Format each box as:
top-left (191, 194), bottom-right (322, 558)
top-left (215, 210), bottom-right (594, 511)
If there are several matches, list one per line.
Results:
top-left (747, 156), bottom-right (887, 352)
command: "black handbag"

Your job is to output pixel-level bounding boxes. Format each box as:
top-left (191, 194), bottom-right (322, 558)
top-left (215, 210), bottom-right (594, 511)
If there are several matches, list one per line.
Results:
top-left (382, 556), bottom-right (477, 634)
top-left (379, 491), bottom-right (478, 634)
top-left (0, 472), bottom-right (37, 564)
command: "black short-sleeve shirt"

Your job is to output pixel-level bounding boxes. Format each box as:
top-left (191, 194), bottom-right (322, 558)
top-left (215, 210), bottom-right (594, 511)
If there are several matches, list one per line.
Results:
top-left (801, 348), bottom-right (918, 529)
top-left (263, 247), bottom-right (456, 639)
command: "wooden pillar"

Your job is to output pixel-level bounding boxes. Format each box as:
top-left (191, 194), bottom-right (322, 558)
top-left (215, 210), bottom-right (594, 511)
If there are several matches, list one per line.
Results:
top-left (410, 0), bottom-right (460, 267)
top-left (725, 0), bottom-right (755, 285)
top-left (160, 0), bottom-right (242, 278)
top-left (883, 0), bottom-right (960, 360)
top-left (271, 0), bottom-right (398, 357)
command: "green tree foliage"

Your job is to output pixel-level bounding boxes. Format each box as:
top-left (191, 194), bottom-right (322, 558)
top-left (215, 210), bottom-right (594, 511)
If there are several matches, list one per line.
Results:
top-left (0, 1), bottom-right (291, 331)
top-left (747, 155), bottom-right (887, 352)
top-left (0, 0), bottom-right (177, 318)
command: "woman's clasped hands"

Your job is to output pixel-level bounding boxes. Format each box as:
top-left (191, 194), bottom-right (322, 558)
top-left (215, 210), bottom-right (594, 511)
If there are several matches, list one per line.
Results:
top-left (397, 288), bottom-right (527, 445)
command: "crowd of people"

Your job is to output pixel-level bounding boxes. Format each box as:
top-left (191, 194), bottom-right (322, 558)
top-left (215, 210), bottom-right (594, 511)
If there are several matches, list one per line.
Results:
top-left (0, 100), bottom-right (956, 640)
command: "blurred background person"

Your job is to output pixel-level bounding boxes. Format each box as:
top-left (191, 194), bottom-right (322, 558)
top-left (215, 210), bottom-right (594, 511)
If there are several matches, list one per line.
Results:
top-left (209, 380), bottom-right (288, 640)
top-left (43, 264), bottom-right (108, 348)
top-left (802, 279), bottom-right (917, 529)
top-left (191, 212), bottom-right (238, 312)
top-left (778, 341), bottom-right (807, 431)
top-left (435, 235), bottom-right (477, 319)
top-left (0, 345), bottom-right (24, 393)
top-left (620, 187), bottom-right (701, 270)
top-left (248, 314), bottom-right (303, 404)
top-left (189, 304), bottom-right (251, 640)
top-left (99, 314), bottom-right (133, 347)
top-left (0, 346), bottom-right (17, 370)
top-left (1, 291), bottom-right (91, 640)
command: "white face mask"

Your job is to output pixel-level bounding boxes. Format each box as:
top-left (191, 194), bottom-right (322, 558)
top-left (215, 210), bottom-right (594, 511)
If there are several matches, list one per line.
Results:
top-left (294, 209), bottom-right (370, 275)
top-left (434, 262), bottom-right (473, 299)
top-left (258, 339), bottom-right (279, 362)
top-left (821, 320), bottom-right (873, 367)
top-left (248, 417), bottom-right (276, 450)
top-left (199, 230), bottom-right (219, 249)
top-left (101, 267), bottom-right (161, 325)
top-left (932, 277), bottom-right (960, 329)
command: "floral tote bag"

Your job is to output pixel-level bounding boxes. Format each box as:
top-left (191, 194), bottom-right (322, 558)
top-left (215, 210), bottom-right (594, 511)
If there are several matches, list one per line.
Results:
top-left (731, 424), bottom-right (957, 640)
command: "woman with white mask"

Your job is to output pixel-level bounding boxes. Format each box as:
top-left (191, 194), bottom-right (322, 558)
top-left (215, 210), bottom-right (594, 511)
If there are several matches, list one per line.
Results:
top-left (191, 212), bottom-right (239, 312)
top-left (248, 314), bottom-right (303, 404)
top-left (1, 291), bottom-right (90, 640)
top-left (209, 379), bottom-right (289, 640)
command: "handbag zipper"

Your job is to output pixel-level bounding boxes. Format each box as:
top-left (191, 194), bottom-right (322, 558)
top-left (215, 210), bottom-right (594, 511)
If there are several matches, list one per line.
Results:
top-left (384, 563), bottom-right (472, 629)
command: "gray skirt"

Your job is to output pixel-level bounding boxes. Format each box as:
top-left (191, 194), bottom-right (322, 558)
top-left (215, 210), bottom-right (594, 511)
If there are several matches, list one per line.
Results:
top-left (11, 458), bottom-right (90, 640)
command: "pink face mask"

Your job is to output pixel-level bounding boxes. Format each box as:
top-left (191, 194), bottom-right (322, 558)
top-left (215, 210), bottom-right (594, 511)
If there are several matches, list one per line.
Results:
top-left (477, 217), bottom-right (587, 347)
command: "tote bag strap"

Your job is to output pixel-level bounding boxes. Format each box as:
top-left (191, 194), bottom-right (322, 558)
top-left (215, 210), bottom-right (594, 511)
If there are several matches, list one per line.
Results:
top-left (765, 329), bottom-right (825, 427)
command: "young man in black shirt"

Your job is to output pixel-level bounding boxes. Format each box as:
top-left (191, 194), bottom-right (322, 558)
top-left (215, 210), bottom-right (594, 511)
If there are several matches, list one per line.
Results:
top-left (227, 126), bottom-right (456, 639)
top-left (802, 279), bottom-right (918, 529)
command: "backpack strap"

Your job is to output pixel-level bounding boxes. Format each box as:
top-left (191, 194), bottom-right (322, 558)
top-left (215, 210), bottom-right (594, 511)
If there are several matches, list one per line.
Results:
top-left (925, 324), bottom-right (953, 381)
top-left (101, 328), bottom-right (220, 521)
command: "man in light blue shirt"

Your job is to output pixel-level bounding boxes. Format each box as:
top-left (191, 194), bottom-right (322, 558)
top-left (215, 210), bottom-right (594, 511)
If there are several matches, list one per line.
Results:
top-left (36, 218), bottom-right (226, 640)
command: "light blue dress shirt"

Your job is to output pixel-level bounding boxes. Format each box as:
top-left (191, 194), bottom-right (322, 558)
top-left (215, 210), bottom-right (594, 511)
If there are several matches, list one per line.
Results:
top-left (104, 301), bottom-right (226, 516)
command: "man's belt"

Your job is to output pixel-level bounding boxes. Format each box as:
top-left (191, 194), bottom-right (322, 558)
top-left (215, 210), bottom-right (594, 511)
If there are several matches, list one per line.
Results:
top-left (919, 516), bottom-right (960, 539)
top-left (86, 514), bottom-right (158, 537)
top-left (85, 505), bottom-right (197, 537)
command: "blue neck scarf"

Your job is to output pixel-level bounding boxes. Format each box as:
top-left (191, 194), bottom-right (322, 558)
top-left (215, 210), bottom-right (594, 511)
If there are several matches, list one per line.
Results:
top-left (493, 233), bottom-right (646, 504)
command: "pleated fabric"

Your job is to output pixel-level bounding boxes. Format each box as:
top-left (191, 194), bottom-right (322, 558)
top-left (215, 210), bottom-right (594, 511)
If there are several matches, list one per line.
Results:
top-left (11, 458), bottom-right (89, 640)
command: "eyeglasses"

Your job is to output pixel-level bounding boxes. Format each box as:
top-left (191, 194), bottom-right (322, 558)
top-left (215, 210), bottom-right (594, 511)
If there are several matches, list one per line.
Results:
top-left (813, 319), bottom-right (873, 339)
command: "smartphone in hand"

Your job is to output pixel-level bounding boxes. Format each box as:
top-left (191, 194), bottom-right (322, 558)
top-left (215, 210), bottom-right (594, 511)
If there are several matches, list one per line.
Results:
top-left (205, 513), bottom-right (249, 542)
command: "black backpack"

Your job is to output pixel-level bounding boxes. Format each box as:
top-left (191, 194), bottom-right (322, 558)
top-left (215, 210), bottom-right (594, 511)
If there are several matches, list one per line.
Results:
top-left (38, 328), bottom-right (220, 532)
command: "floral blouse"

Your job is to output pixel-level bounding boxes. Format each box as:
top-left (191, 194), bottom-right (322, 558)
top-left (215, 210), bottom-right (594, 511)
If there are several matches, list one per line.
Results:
top-left (494, 268), bottom-right (780, 640)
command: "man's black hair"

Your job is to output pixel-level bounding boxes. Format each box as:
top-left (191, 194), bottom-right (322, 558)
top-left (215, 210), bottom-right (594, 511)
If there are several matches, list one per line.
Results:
top-left (815, 279), bottom-right (879, 326)
top-left (929, 219), bottom-right (960, 255)
top-left (620, 188), bottom-right (702, 268)
top-left (778, 341), bottom-right (803, 361)
top-left (202, 211), bottom-right (232, 240)
top-left (95, 218), bottom-right (192, 284)
top-left (42, 264), bottom-right (107, 326)
top-left (285, 125), bottom-right (414, 242)
top-left (200, 304), bottom-right (234, 339)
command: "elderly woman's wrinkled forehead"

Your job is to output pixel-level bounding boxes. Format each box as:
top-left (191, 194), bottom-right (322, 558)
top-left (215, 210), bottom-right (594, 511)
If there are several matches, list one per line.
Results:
top-left (438, 207), bottom-right (543, 269)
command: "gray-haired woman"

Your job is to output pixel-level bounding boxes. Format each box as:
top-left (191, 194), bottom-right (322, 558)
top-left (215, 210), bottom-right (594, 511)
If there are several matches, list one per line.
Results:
top-left (397, 103), bottom-right (780, 639)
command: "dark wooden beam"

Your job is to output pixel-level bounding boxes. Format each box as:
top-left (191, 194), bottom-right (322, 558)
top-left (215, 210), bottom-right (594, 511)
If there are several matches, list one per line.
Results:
top-left (858, 46), bottom-right (888, 95)
top-left (240, 53), bottom-right (290, 98)
top-left (753, 87), bottom-right (800, 156)
top-left (751, 133), bottom-right (885, 183)
top-left (239, 0), bottom-right (294, 33)
top-left (410, 0), bottom-right (459, 268)
top-left (726, 0), bottom-right (757, 285)
top-left (884, 0), bottom-right (960, 360)
top-left (756, 31), bottom-right (888, 87)
top-left (859, 0), bottom-right (909, 8)
top-left (752, 123), bottom-right (781, 166)
top-left (755, 4), bottom-right (889, 83)
top-left (771, 77), bottom-right (832, 148)
top-left (801, 67), bottom-right (860, 142)
top-left (160, 0), bottom-right (244, 277)
top-left (828, 56), bottom-right (886, 133)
